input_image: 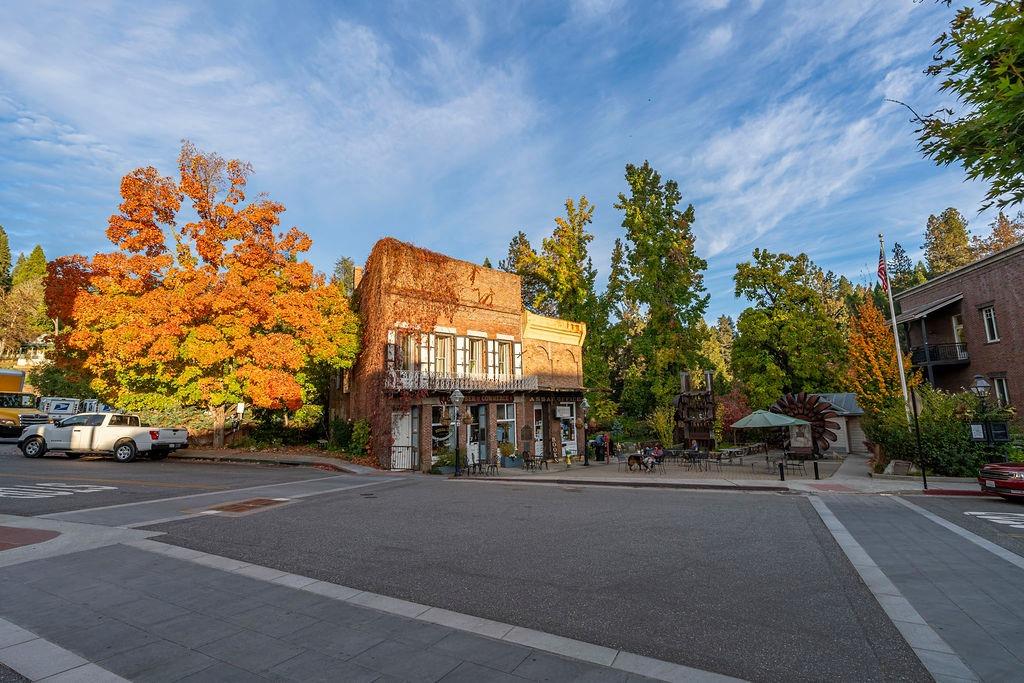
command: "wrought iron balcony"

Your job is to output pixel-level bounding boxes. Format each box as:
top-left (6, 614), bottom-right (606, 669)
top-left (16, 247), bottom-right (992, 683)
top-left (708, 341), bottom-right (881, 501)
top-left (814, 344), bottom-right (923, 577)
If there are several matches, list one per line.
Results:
top-left (386, 368), bottom-right (539, 393)
top-left (909, 343), bottom-right (969, 366)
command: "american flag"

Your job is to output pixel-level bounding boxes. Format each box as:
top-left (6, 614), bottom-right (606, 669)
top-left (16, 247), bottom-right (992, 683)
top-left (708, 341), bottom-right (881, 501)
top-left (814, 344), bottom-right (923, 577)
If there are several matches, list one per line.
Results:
top-left (877, 246), bottom-right (889, 292)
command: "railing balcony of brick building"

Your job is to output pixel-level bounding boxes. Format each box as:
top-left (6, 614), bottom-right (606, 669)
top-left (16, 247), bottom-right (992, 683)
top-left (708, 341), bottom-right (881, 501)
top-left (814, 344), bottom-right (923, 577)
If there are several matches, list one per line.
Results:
top-left (909, 343), bottom-right (969, 366)
top-left (386, 368), bottom-right (539, 392)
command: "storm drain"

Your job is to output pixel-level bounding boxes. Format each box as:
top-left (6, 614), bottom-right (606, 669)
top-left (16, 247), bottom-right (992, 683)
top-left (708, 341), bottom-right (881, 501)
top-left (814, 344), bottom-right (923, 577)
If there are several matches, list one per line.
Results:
top-left (201, 497), bottom-right (291, 515)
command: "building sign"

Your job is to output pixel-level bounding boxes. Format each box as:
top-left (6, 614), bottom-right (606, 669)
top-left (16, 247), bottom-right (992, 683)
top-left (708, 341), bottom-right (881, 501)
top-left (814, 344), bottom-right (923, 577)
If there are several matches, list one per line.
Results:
top-left (555, 406), bottom-right (571, 418)
top-left (443, 394), bottom-right (514, 405)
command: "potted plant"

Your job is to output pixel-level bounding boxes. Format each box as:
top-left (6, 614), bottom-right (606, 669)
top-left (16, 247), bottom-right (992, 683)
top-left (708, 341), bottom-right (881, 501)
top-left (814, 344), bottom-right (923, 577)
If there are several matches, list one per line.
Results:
top-left (431, 447), bottom-right (456, 475)
top-left (499, 441), bottom-right (519, 468)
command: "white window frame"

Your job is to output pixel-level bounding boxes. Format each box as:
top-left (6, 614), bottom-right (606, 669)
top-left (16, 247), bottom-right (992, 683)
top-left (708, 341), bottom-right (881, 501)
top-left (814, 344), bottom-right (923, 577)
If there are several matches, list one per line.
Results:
top-left (983, 306), bottom-right (1000, 343)
top-left (435, 334), bottom-right (454, 375)
top-left (994, 377), bottom-right (1010, 407)
top-left (497, 340), bottom-right (512, 376)
top-left (496, 403), bottom-right (517, 446)
top-left (467, 337), bottom-right (485, 376)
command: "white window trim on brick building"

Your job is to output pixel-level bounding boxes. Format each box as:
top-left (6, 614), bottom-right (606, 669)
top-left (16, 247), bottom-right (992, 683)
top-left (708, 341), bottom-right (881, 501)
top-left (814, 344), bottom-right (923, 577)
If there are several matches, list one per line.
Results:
top-left (983, 306), bottom-right (1000, 342)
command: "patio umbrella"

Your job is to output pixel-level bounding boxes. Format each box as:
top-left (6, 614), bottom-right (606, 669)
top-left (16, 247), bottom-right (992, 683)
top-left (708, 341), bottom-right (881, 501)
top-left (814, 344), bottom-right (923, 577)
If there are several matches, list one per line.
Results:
top-left (731, 410), bottom-right (809, 429)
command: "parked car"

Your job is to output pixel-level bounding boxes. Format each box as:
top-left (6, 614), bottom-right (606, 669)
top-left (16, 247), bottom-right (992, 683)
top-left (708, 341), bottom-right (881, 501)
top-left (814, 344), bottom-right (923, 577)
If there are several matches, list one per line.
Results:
top-left (19, 412), bottom-right (189, 463)
top-left (978, 462), bottom-right (1024, 502)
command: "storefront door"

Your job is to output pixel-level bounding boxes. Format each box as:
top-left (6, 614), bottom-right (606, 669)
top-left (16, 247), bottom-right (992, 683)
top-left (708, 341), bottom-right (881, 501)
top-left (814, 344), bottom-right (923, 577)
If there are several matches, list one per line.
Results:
top-left (467, 404), bottom-right (487, 465)
top-left (390, 411), bottom-right (415, 470)
top-left (533, 404), bottom-right (544, 457)
top-left (558, 402), bottom-right (577, 458)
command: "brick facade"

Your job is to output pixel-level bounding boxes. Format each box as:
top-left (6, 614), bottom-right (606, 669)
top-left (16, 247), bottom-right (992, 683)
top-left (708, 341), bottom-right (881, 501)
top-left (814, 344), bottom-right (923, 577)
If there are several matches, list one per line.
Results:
top-left (331, 238), bottom-right (587, 471)
top-left (895, 243), bottom-right (1024, 407)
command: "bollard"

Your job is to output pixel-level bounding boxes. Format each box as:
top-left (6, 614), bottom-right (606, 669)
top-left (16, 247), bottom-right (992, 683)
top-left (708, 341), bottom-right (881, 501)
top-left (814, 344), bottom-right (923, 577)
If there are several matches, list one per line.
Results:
top-left (813, 461), bottom-right (820, 480)
top-left (778, 462), bottom-right (785, 481)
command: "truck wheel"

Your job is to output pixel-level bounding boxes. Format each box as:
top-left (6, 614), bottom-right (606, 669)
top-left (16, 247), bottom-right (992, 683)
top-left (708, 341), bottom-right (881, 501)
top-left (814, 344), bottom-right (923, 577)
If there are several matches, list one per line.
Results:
top-left (113, 440), bottom-right (138, 463)
top-left (21, 437), bottom-right (46, 458)
top-left (65, 452), bottom-right (82, 460)
top-left (149, 449), bottom-right (169, 461)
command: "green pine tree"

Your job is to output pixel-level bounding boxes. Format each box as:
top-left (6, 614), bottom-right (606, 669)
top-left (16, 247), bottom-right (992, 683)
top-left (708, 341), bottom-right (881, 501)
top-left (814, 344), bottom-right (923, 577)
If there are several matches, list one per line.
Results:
top-left (0, 226), bottom-right (11, 291)
top-left (12, 245), bottom-right (46, 287)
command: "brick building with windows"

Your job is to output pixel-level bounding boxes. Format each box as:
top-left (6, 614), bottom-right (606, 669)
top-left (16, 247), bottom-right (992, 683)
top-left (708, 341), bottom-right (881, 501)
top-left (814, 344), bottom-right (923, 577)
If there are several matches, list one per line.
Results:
top-left (894, 242), bottom-right (1023, 407)
top-left (330, 238), bottom-right (587, 471)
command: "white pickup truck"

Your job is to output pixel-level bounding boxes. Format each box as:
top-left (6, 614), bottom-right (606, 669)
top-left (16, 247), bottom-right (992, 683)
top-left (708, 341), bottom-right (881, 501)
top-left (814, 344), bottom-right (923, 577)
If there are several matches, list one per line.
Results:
top-left (19, 412), bottom-right (189, 463)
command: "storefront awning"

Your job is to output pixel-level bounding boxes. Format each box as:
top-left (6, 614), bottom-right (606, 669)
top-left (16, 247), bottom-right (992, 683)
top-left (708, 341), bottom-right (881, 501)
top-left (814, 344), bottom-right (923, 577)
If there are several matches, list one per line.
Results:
top-left (893, 292), bottom-right (962, 325)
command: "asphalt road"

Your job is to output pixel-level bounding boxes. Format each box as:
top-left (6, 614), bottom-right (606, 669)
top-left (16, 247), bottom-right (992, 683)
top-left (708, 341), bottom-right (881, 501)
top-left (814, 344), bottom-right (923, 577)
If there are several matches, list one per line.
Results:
top-left (905, 493), bottom-right (1024, 557)
top-left (0, 444), bottom-right (339, 516)
top-left (146, 480), bottom-right (927, 682)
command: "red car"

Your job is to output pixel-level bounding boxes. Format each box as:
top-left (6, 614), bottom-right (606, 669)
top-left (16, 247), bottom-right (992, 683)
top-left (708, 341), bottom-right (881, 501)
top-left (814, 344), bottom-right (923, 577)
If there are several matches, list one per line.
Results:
top-left (978, 462), bottom-right (1024, 501)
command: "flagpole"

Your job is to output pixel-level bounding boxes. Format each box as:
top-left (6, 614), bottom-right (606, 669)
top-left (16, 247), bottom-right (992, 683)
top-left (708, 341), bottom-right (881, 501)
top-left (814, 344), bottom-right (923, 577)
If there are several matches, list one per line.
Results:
top-left (879, 233), bottom-right (911, 416)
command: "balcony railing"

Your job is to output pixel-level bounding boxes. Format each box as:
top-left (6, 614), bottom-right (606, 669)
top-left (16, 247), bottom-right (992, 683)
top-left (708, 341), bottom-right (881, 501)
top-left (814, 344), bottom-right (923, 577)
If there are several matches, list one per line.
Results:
top-left (909, 343), bottom-right (969, 366)
top-left (386, 367), bottom-right (539, 392)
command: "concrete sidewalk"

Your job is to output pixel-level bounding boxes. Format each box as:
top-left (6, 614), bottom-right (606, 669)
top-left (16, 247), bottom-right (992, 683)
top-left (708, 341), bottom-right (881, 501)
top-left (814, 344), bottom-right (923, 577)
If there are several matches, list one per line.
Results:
top-left (0, 519), bottom-right (737, 682)
top-left (463, 454), bottom-right (982, 496)
top-left (816, 494), bottom-right (1024, 681)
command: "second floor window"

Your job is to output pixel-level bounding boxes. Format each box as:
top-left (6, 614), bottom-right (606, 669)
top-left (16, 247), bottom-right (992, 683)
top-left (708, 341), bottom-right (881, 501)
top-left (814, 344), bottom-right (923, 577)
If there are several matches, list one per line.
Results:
top-left (400, 334), bottom-right (418, 371)
top-left (498, 341), bottom-right (512, 375)
top-left (435, 335), bottom-right (454, 375)
top-left (467, 338), bottom-right (484, 375)
top-left (983, 306), bottom-right (1000, 343)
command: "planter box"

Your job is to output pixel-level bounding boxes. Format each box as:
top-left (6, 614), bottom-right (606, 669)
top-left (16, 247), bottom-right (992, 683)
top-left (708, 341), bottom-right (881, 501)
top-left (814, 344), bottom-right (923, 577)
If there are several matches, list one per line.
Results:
top-left (434, 466), bottom-right (455, 475)
top-left (501, 456), bottom-right (522, 469)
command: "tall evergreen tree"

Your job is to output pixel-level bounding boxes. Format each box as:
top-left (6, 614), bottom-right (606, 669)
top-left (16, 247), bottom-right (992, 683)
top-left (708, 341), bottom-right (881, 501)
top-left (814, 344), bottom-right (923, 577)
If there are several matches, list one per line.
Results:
top-left (970, 211), bottom-right (1024, 259)
top-left (12, 245), bottom-right (47, 287)
top-left (0, 226), bottom-right (11, 291)
top-left (499, 231), bottom-right (551, 315)
top-left (889, 242), bottom-right (913, 290)
top-left (614, 161), bottom-right (709, 417)
top-left (331, 256), bottom-right (356, 299)
top-left (922, 208), bottom-right (972, 275)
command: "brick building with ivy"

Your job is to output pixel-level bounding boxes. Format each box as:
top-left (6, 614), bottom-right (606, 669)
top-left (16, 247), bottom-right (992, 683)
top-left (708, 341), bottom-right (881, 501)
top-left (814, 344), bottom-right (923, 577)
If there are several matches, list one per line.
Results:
top-left (330, 238), bottom-right (587, 471)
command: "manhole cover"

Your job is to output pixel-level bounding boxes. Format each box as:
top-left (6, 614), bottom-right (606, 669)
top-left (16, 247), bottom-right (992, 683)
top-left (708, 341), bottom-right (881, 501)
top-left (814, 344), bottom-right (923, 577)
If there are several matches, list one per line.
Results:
top-left (206, 498), bottom-right (289, 514)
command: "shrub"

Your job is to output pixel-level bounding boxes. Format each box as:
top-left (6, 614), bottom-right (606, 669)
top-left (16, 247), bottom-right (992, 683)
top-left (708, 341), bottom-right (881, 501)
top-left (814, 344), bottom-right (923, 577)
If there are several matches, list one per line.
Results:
top-left (863, 386), bottom-right (1011, 477)
top-left (329, 419), bottom-right (354, 451)
top-left (348, 419), bottom-right (371, 455)
top-left (646, 405), bottom-right (674, 446)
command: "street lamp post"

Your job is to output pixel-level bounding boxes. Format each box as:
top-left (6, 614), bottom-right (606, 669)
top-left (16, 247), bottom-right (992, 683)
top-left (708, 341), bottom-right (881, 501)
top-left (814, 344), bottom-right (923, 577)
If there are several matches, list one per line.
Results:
top-left (451, 389), bottom-right (464, 478)
top-left (971, 374), bottom-right (993, 453)
top-left (580, 398), bottom-right (590, 466)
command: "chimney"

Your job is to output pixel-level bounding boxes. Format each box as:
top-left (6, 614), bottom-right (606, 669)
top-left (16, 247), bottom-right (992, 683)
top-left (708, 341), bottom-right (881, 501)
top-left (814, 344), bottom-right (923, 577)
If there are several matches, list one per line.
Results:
top-left (353, 266), bottom-right (363, 290)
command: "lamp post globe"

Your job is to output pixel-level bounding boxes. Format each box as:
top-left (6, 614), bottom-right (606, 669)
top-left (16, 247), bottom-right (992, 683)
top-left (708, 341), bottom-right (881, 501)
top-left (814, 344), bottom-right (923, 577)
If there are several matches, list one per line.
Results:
top-left (580, 398), bottom-right (590, 466)
top-left (451, 389), bottom-right (464, 477)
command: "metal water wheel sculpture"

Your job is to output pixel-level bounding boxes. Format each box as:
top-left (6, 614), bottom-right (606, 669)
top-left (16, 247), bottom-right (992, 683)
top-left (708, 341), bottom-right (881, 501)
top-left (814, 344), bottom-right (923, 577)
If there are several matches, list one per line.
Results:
top-left (770, 393), bottom-right (840, 455)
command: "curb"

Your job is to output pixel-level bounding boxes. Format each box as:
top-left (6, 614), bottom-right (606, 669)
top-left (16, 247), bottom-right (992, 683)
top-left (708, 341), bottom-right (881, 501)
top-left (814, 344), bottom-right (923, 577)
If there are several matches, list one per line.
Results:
top-left (454, 477), bottom-right (789, 493)
top-left (168, 452), bottom-right (367, 475)
top-left (870, 473), bottom-right (975, 483)
top-left (921, 488), bottom-right (994, 497)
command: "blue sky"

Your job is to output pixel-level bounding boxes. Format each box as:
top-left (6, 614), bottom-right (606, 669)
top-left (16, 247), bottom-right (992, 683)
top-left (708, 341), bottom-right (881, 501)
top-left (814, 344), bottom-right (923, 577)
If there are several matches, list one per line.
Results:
top-left (0, 0), bottom-right (996, 318)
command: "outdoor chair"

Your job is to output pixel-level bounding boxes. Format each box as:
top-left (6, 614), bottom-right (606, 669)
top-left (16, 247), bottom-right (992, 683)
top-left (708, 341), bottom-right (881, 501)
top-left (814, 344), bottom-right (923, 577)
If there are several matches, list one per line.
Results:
top-left (614, 452), bottom-right (631, 472)
top-left (484, 458), bottom-right (499, 476)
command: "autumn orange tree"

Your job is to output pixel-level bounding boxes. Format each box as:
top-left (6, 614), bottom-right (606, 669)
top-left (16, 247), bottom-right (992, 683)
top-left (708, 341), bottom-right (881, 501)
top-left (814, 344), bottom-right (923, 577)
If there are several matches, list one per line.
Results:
top-left (47, 141), bottom-right (358, 446)
top-left (847, 299), bottom-right (915, 417)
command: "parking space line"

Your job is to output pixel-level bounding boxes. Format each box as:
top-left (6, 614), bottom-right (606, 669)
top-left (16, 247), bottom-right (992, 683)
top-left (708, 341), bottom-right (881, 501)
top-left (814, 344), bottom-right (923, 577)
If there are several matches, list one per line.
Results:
top-left (38, 474), bottom-right (354, 518)
top-left (894, 497), bottom-right (1024, 571)
top-left (0, 472), bottom-right (228, 490)
top-left (808, 496), bottom-right (978, 682)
